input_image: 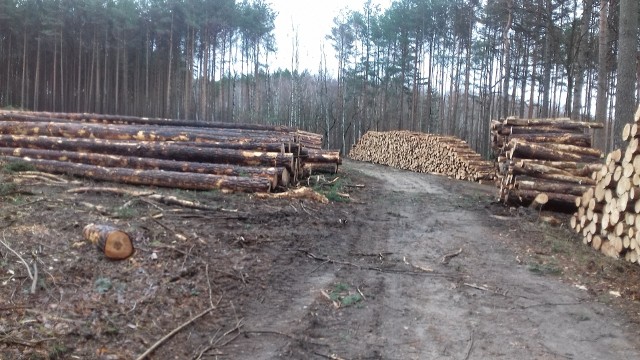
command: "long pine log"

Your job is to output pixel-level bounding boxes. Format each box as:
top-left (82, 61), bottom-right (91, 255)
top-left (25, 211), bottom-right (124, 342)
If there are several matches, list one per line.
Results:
top-left (2, 156), bottom-right (272, 193)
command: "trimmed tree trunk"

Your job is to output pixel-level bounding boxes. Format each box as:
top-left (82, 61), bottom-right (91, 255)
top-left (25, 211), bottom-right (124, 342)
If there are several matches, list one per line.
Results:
top-left (0, 147), bottom-right (288, 188)
top-left (0, 135), bottom-right (295, 171)
top-left (83, 224), bottom-right (134, 260)
top-left (3, 156), bottom-right (273, 193)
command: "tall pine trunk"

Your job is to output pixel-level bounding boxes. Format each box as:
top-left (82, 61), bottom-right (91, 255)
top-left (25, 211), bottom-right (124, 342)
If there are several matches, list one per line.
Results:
top-left (571, 0), bottom-right (594, 120)
top-left (594, 0), bottom-right (609, 151)
top-left (613, 0), bottom-right (639, 149)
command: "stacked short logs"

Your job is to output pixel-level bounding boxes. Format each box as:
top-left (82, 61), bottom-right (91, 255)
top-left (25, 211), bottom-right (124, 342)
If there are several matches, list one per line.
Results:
top-left (0, 110), bottom-right (341, 193)
top-left (492, 117), bottom-right (604, 211)
top-left (570, 108), bottom-right (640, 264)
top-left (348, 130), bottom-right (495, 182)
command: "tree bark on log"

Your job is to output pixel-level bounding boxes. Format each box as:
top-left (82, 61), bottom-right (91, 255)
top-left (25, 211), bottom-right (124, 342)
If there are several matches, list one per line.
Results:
top-left (0, 111), bottom-right (296, 132)
top-left (2, 156), bottom-right (272, 192)
top-left (515, 178), bottom-right (591, 196)
top-left (0, 147), bottom-right (288, 188)
top-left (302, 149), bottom-right (342, 164)
top-left (0, 135), bottom-right (295, 171)
top-left (503, 117), bottom-right (604, 128)
top-left (507, 126), bottom-right (586, 135)
top-left (0, 120), bottom-right (298, 145)
top-left (510, 141), bottom-right (602, 162)
top-left (506, 189), bottom-right (578, 210)
top-left (83, 224), bottom-right (134, 260)
top-left (509, 133), bottom-right (591, 147)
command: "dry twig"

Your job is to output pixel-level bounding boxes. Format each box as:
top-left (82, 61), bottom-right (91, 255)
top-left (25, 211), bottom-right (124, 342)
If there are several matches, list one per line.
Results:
top-left (136, 306), bottom-right (215, 360)
top-left (441, 248), bottom-right (463, 264)
top-left (0, 232), bottom-right (34, 289)
top-left (463, 330), bottom-right (475, 360)
top-left (299, 249), bottom-right (447, 277)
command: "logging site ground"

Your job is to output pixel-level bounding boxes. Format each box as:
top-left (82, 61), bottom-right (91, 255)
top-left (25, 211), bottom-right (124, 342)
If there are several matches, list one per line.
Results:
top-left (2, 159), bottom-right (640, 360)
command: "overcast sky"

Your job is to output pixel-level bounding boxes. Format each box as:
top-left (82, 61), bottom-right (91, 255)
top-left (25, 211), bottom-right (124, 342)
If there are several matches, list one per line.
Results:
top-left (266, 0), bottom-right (392, 76)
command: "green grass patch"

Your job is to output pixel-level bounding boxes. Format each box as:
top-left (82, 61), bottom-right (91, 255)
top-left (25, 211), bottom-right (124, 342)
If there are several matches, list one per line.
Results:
top-left (314, 177), bottom-right (350, 203)
top-left (2, 161), bottom-right (35, 173)
top-left (528, 262), bottom-right (563, 276)
top-left (113, 206), bottom-right (137, 219)
top-left (0, 182), bottom-right (17, 196)
top-left (329, 282), bottom-right (363, 307)
top-left (48, 343), bottom-right (70, 360)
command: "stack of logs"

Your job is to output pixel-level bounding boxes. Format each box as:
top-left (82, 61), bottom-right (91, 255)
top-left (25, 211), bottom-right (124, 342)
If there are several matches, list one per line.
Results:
top-left (0, 110), bottom-right (341, 193)
top-left (491, 117), bottom-right (604, 211)
top-left (349, 131), bottom-right (495, 182)
top-left (571, 108), bottom-right (640, 264)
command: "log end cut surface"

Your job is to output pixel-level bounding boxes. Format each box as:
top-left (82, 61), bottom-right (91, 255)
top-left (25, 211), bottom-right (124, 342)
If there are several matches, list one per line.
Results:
top-left (83, 224), bottom-right (135, 260)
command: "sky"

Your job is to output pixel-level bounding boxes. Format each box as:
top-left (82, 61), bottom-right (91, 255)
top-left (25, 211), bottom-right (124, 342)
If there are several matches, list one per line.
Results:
top-left (266, 0), bottom-right (392, 76)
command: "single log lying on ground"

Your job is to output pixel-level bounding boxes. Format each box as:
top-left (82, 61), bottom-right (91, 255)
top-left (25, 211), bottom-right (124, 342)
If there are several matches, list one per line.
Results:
top-left (0, 147), bottom-right (289, 188)
top-left (2, 156), bottom-right (272, 193)
top-left (83, 224), bottom-right (134, 260)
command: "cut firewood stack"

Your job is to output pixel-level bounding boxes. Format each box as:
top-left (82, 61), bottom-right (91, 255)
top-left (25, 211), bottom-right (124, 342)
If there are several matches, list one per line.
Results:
top-left (491, 117), bottom-right (604, 211)
top-left (570, 107), bottom-right (640, 264)
top-left (348, 130), bottom-right (495, 182)
top-left (0, 110), bottom-right (341, 193)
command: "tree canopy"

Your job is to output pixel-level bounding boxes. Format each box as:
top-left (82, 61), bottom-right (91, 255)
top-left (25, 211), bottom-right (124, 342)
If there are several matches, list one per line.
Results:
top-left (0, 0), bottom-right (638, 155)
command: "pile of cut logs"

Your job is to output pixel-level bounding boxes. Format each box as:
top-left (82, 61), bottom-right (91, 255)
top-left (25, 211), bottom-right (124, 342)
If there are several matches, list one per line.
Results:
top-left (349, 131), bottom-right (494, 182)
top-left (571, 108), bottom-right (640, 264)
top-left (0, 110), bottom-right (341, 193)
top-left (491, 117), bottom-right (604, 211)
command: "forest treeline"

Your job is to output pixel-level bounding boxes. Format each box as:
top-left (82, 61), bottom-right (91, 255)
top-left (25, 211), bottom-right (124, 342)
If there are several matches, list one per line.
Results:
top-left (0, 0), bottom-right (638, 156)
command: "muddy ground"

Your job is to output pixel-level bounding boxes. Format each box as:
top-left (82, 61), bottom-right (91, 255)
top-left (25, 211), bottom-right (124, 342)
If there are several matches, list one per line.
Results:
top-left (1, 158), bottom-right (640, 359)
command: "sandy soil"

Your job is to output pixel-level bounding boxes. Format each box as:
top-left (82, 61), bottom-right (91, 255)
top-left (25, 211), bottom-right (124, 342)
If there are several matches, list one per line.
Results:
top-left (1, 158), bottom-right (640, 359)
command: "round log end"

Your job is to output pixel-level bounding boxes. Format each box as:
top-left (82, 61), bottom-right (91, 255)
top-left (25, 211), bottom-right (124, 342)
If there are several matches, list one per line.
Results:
top-left (83, 223), bottom-right (135, 260)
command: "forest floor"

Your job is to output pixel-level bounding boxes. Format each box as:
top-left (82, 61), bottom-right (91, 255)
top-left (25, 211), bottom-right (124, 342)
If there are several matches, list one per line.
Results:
top-left (1, 159), bottom-right (640, 359)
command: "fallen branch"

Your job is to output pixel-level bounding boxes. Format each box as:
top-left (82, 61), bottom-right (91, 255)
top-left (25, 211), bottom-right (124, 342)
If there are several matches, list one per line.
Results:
top-left (320, 289), bottom-right (341, 309)
top-left (30, 255), bottom-right (37, 294)
top-left (313, 352), bottom-right (347, 360)
top-left (149, 218), bottom-right (188, 241)
top-left (67, 186), bottom-right (154, 197)
top-left (463, 283), bottom-right (509, 297)
top-left (243, 330), bottom-right (330, 347)
top-left (298, 249), bottom-right (449, 277)
top-left (463, 330), bottom-right (474, 360)
top-left (463, 283), bottom-right (489, 292)
top-left (255, 187), bottom-right (329, 204)
top-left (193, 319), bottom-right (244, 360)
top-left (67, 187), bottom-right (218, 211)
top-left (18, 171), bottom-right (69, 183)
top-left (147, 194), bottom-right (218, 211)
top-left (441, 248), bottom-right (463, 264)
top-left (0, 232), bottom-right (33, 283)
top-left (136, 306), bottom-right (215, 360)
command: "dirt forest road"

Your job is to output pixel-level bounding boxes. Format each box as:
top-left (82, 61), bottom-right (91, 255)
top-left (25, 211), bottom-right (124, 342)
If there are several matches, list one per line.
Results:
top-left (230, 160), bottom-right (640, 359)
